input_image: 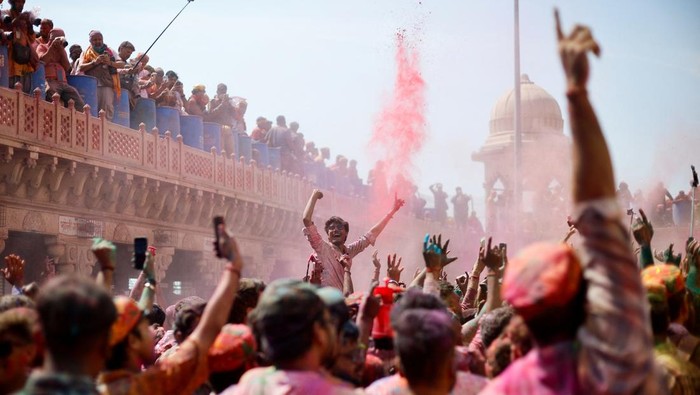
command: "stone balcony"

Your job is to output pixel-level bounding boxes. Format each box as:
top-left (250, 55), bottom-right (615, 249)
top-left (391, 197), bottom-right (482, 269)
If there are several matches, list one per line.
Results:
top-left (0, 86), bottom-right (439, 302)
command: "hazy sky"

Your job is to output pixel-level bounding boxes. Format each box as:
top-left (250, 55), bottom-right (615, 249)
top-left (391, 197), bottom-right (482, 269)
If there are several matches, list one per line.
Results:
top-left (35, 0), bottom-right (700, 208)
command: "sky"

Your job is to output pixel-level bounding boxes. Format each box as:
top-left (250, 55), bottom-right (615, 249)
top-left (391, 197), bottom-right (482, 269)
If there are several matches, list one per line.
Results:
top-left (30, 0), bottom-right (700, 212)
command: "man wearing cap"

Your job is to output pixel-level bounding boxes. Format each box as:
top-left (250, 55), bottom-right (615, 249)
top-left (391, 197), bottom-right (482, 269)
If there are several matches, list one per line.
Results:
top-left (641, 264), bottom-right (700, 393)
top-left (225, 279), bottom-right (361, 394)
top-left (79, 30), bottom-right (121, 120)
top-left (480, 12), bottom-right (666, 395)
top-left (302, 189), bottom-right (404, 291)
top-left (36, 28), bottom-right (85, 110)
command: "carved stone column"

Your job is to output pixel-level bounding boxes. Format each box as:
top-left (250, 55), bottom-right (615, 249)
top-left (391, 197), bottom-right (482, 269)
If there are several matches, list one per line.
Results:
top-left (0, 227), bottom-right (8, 255)
top-left (44, 236), bottom-right (96, 276)
top-left (153, 247), bottom-right (174, 283)
top-left (44, 235), bottom-right (68, 274)
top-left (197, 254), bottom-right (224, 288)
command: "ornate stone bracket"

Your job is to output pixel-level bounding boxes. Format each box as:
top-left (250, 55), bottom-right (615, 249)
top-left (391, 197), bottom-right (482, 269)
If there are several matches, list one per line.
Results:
top-left (153, 246), bottom-right (174, 283)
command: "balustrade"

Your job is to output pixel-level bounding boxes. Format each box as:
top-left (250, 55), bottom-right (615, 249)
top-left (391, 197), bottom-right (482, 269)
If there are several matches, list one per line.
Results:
top-left (0, 86), bottom-right (360, 212)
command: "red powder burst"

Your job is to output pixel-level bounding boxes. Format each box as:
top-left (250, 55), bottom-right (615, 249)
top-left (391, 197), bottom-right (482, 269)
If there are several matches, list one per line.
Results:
top-left (368, 31), bottom-right (427, 213)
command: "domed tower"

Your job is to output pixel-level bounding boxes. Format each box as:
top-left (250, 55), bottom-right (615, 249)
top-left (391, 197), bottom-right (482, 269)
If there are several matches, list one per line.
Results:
top-left (472, 74), bottom-right (570, 233)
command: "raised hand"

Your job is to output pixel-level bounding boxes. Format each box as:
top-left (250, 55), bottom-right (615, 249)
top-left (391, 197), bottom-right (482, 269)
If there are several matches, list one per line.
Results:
top-left (312, 189), bottom-right (324, 200)
top-left (480, 237), bottom-right (502, 271)
top-left (423, 234), bottom-right (443, 272)
top-left (423, 234), bottom-right (458, 273)
top-left (338, 254), bottom-right (352, 271)
top-left (215, 221), bottom-right (242, 270)
top-left (555, 9), bottom-right (601, 92)
top-left (392, 192), bottom-right (405, 214)
top-left (387, 254), bottom-right (404, 282)
top-left (632, 209), bottom-right (654, 246)
top-left (144, 246), bottom-right (157, 280)
top-left (455, 273), bottom-right (469, 294)
top-left (372, 250), bottom-right (381, 271)
top-left (91, 238), bottom-right (116, 271)
top-left (2, 254), bottom-right (25, 287)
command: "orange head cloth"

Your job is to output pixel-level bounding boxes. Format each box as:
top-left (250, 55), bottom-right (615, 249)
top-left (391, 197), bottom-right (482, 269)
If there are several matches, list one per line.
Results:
top-left (502, 242), bottom-right (583, 321)
top-left (110, 296), bottom-right (143, 346)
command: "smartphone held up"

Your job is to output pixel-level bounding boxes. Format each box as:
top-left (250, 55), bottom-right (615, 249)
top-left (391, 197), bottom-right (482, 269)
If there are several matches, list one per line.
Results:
top-left (133, 237), bottom-right (148, 270)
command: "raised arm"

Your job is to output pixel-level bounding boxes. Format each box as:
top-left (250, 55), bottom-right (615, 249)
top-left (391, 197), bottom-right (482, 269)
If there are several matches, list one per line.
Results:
top-left (461, 238), bottom-right (502, 343)
top-left (339, 254), bottom-right (354, 296)
top-left (2, 254), bottom-right (25, 295)
top-left (632, 209), bottom-right (655, 269)
top-left (557, 10), bottom-right (661, 393)
top-left (367, 194), bottom-right (405, 238)
top-left (303, 189), bottom-right (324, 227)
top-left (134, 251), bottom-right (157, 313)
top-left (371, 251), bottom-right (381, 283)
top-left (556, 11), bottom-right (613, 203)
top-left (422, 235), bottom-right (456, 296)
top-left (189, 220), bottom-right (243, 349)
top-left (92, 238), bottom-right (116, 294)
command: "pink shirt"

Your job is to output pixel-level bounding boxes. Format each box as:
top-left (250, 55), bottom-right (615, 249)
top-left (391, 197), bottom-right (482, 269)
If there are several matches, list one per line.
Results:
top-left (224, 367), bottom-right (363, 395)
top-left (303, 223), bottom-right (377, 290)
top-left (366, 372), bottom-right (486, 395)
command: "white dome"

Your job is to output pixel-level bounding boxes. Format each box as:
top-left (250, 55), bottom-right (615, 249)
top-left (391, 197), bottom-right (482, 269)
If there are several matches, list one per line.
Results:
top-left (489, 74), bottom-right (563, 136)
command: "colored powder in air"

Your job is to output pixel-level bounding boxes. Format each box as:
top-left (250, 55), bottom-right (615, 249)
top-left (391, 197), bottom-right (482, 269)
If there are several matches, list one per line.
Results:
top-left (368, 31), bottom-right (426, 215)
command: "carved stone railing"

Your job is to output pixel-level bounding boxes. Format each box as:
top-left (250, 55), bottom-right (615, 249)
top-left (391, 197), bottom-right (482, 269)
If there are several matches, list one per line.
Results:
top-left (0, 86), bottom-right (374, 214)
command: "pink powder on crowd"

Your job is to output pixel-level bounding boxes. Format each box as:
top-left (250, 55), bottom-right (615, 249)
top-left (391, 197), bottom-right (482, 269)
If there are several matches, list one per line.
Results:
top-left (368, 31), bottom-right (427, 216)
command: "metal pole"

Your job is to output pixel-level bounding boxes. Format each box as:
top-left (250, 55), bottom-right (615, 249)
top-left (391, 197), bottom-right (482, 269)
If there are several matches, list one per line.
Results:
top-left (513, 0), bottom-right (522, 234)
top-left (131, 0), bottom-right (194, 72)
top-left (691, 165), bottom-right (698, 238)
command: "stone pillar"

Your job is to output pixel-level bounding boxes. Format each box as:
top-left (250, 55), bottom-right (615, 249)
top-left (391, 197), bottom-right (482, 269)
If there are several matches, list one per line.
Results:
top-left (153, 247), bottom-right (174, 283)
top-left (0, 227), bottom-right (7, 295)
top-left (45, 235), bottom-right (70, 274)
top-left (44, 236), bottom-right (96, 276)
top-left (0, 227), bottom-right (7, 256)
top-left (197, 254), bottom-right (224, 288)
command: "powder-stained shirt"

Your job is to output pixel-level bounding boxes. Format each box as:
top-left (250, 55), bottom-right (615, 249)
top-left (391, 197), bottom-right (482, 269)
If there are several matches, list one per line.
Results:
top-left (223, 366), bottom-right (363, 395)
top-left (97, 338), bottom-right (208, 395)
top-left (366, 372), bottom-right (486, 395)
top-left (303, 223), bottom-right (377, 290)
top-left (480, 199), bottom-right (668, 395)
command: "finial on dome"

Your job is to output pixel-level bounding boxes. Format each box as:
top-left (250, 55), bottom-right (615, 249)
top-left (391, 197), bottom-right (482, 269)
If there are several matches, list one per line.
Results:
top-left (520, 74), bottom-right (532, 84)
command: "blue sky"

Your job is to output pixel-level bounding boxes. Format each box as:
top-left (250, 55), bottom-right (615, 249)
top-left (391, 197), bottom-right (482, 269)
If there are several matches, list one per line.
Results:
top-left (35, 0), bottom-right (700, 208)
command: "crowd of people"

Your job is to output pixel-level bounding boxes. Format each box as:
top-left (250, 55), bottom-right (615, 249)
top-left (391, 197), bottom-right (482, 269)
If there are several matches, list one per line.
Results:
top-left (0, 0), bottom-right (436, 216)
top-left (3, 6), bottom-right (700, 395)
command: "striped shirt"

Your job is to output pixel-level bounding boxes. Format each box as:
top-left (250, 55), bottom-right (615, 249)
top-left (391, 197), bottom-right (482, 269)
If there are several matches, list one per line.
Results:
top-left (303, 223), bottom-right (377, 290)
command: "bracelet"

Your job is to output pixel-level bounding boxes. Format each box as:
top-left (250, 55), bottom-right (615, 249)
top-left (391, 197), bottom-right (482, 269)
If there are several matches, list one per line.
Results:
top-left (146, 278), bottom-right (157, 287)
top-left (344, 269), bottom-right (352, 274)
top-left (225, 263), bottom-right (242, 277)
top-left (566, 86), bottom-right (587, 98)
top-left (144, 282), bottom-right (156, 291)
